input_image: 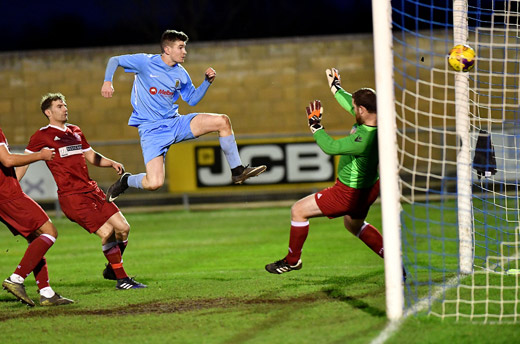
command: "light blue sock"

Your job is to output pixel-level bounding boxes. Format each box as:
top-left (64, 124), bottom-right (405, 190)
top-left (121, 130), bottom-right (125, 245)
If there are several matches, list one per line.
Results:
top-left (127, 173), bottom-right (145, 189)
top-left (219, 134), bottom-right (242, 169)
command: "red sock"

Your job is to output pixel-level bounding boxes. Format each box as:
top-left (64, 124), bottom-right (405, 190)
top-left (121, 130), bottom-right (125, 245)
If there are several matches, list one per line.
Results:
top-left (15, 234), bottom-right (54, 279)
top-left (285, 221), bottom-right (309, 265)
top-left (103, 244), bottom-right (128, 279)
top-left (358, 223), bottom-right (384, 258)
top-left (33, 257), bottom-right (50, 289)
top-left (118, 240), bottom-right (128, 256)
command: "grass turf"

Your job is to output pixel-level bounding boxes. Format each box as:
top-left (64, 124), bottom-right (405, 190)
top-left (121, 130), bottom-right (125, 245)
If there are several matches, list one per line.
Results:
top-left (0, 205), bottom-right (519, 343)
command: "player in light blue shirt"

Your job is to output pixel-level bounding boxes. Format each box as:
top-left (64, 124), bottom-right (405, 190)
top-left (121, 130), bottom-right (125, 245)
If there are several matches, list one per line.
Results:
top-left (101, 30), bottom-right (266, 201)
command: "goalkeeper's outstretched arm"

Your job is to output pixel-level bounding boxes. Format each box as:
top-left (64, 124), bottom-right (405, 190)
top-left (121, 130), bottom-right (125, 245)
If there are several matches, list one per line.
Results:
top-left (325, 68), bottom-right (355, 116)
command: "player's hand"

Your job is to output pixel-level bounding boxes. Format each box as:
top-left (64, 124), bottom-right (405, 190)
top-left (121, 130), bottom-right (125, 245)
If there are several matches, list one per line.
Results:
top-left (40, 147), bottom-right (55, 161)
top-left (326, 68), bottom-right (342, 95)
top-left (101, 81), bottom-right (115, 98)
top-left (306, 100), bottom-right (324, 134)
top-left (205, 67), bottom-right (216, 83)
top-left (112, 162), bottom-right (125, 175)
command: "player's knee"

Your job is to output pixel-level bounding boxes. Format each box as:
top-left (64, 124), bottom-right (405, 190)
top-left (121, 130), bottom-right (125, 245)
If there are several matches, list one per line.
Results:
top-left (290, 203), bottom-right (305, 221)
top-left (41, 221), bottom-right (58, 239)
top-left (120, 222), bottom-right (130, 236)
top-left (218, 114), bottom-right (231, 130)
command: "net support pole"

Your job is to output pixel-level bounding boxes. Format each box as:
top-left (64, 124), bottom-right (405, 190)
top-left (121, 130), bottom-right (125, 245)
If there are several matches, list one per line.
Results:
top-left (372, 0), bottom-right (404, 320)
top-left (453, 0), bottom-right (474, 275)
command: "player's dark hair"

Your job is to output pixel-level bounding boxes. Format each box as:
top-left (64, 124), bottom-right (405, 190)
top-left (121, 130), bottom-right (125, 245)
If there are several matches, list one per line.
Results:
top-left (352, 88), bottom-right (377, 114)
top-left (160, 30), bottom-right (189, 53)
top-left (40, 92), bottom-right (66, 117)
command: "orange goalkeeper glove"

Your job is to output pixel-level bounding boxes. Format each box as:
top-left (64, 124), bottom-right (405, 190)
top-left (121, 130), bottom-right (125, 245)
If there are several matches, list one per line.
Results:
top-left (306, 100), bottom-right (324, 134)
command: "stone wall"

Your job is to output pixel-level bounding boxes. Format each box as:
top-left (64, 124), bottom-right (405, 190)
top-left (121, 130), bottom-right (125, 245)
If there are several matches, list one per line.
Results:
top-left (0, 34), bottom-right (376, 186)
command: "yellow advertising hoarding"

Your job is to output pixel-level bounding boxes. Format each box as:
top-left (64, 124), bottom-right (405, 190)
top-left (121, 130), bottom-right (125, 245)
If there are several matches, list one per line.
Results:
top-left (166, 137), bottom-right (339, 194)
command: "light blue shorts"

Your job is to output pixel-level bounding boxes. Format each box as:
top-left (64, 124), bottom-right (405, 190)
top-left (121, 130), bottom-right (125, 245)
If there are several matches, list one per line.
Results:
top-left (138, 113), bottom-right (198, 165)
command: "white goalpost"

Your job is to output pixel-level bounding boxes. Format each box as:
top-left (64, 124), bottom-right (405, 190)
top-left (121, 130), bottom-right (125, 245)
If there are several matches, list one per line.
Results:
top-left (375, 0), bottom-right (520, 322)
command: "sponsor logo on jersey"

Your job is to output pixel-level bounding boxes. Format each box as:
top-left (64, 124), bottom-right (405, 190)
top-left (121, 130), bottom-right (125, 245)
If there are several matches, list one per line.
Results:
top-left (58, 144), bottom-right (83, 158)
top-left (149, 87), bottom-right (157, 95)
top-left (158, 89), bottom-right (174, 96)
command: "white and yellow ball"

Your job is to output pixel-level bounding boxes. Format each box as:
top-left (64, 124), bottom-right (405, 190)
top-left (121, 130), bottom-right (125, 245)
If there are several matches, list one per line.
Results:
top-left (448, 44), bottom-right (476, 72)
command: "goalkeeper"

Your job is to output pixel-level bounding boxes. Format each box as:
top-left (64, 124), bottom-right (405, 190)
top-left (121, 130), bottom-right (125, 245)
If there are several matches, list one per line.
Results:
top-left (265, 68), bottom-right (385, 274)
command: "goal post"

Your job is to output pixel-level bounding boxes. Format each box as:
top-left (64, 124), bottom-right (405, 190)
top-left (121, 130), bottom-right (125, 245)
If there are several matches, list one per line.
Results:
top-left (453, 0), bottom-right (475, 275)
top-left (372, 0), bottom-right (404, 320)
top-left (374, 0), bottom-right (520, 322)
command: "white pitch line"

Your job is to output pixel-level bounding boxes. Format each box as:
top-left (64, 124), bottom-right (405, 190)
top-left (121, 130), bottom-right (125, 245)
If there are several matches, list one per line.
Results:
top-left (370, 274), bottom-right (462, 344)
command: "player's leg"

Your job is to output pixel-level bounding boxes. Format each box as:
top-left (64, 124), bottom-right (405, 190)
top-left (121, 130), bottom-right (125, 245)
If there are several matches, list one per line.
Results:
top-left (265, 194), bottom-right (323, 274)
top-left (101, 212), bottom-right (131, 280)
top-left (3, 221), bottom-right (57, 307)
top-left (109, 211), bottom-right (130, 256)
top-left (344, 215), bottom-right (384, 258)
top-left (190, 113), bottom-right (266, 184)
top-left (105, 155), bottom-right (164, 202)
top-left (31, 256), bottom-right (74, 306)
top-left (95, 222), bottom-right (146, 289)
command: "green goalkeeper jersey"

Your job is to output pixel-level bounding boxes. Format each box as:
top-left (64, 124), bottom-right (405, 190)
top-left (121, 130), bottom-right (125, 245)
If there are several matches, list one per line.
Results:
top-left (313, 89), bottom-right (379, 189)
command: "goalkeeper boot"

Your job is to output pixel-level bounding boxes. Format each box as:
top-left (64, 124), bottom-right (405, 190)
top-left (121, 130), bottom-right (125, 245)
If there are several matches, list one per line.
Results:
top-left (106, 172), bottom-right (131, 202)
top-left (265, 259), bottom-right (302, 274)
top-left (40, 293), bottom-right (74, 306)
top-left (2, 277), bottom-right (35, 307)
top-left (103, 263), bottom-right (117, 281)
top-left (231, 165), bottom-right (267, 184)
top-left (116, 277), bottom-right (147, 290)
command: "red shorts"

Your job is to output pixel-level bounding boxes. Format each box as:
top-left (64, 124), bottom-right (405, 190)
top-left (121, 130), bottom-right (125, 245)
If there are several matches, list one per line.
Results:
top-left (315, 179), bottom-right (380, 219)
top-left (59, 187), bottom-right (119, 234)
top-left (0, 193), bottom-right (49, 237)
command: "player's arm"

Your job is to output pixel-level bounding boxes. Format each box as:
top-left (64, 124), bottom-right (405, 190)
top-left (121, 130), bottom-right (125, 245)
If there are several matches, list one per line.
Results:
top-left (0, 145), bottom-right (54, 168)
top-left (83, 148), bottom-right (124, 175)
top-left (313, 130), bottom-right (366, 156)
top-left (325, 68), bottom-right (355, 116)
top-left (15, 164), bottom-right (29, 181)
top-left (101, 56), bottom-right (121, 98)
top-left (181, 67), bottom-right (214, 106)
top-left (305, 100), bottom-right (365, 155)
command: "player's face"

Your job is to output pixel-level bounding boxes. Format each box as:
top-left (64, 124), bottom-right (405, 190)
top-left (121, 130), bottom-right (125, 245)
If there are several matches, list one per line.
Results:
top-left (353, 101), bottom-right (364, 125)
top-left (164, 40), bottom-right (187, 65)
top-left (47, 99), bottom-right (68, 125)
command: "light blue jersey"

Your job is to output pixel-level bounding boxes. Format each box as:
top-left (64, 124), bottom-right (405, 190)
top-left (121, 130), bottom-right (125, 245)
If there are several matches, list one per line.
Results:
top-left (105, 54), bottom-right (211, 127)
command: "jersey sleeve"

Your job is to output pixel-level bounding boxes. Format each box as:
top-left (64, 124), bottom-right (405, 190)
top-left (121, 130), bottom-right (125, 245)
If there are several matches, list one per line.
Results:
top-left (179, 68), bottom-right (211, 106)
top-left (117, 54), bottom-right (151, 74)
top-left (334, 89), bottom-right (355, 116)
top-left (25, 131), bottom-right (45, 153)
top-left (313, 128), bottom-right (368, 156)
top-left (0, 129), bottom-right (7, 146)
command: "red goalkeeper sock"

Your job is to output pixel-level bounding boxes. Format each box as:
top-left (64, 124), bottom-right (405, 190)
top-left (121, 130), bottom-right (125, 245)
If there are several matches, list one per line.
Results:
top-left (103, 243), bottom-right (128, 280)
top-left (358, 222), bottom-right (384, 258)
top-left (33, 257), bottom-right (50, 289)
top-left (15, 234), bottom-right (55, 279)
top-left (285, 221), bottom-right (309, 265)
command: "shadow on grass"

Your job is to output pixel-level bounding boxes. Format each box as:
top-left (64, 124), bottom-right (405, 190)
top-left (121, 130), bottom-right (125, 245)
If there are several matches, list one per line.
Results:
top-left (0, 290), bottom-right (370, 322)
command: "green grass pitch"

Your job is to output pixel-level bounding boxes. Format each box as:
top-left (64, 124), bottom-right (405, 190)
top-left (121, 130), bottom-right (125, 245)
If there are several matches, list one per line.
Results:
top-left (1, 205), bottom-right (519, 343)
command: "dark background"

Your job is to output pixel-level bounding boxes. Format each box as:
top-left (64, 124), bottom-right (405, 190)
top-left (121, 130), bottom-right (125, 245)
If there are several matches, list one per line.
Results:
top-left (0, 0), bottom-right (372, 52)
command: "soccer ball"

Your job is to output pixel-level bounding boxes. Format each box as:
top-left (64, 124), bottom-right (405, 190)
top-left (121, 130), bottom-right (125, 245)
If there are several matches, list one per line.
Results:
top-left (448, 44), bottom-right (476, 72)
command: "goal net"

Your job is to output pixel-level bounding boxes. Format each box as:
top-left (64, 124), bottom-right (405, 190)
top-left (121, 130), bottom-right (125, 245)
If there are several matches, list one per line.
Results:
top-left (390, 0), bottom-right (520, 322)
